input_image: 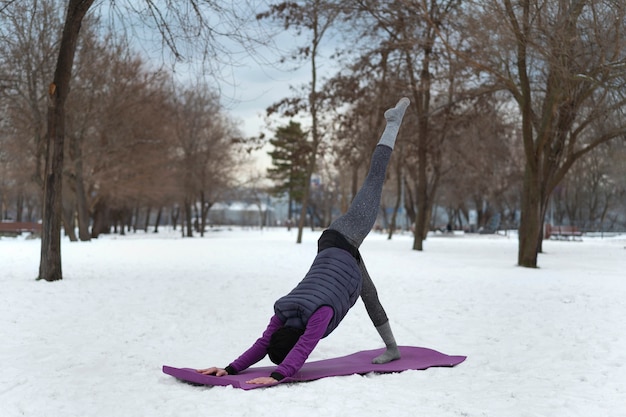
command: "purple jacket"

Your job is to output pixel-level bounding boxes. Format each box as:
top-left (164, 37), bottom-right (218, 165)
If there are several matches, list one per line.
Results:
top-left (227, 306), bottom-right (334, 379)
top-left (225, 230), bottom-right (362, 380)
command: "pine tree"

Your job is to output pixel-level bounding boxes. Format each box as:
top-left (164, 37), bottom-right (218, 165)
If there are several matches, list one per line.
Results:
top-left (267, 121), bottom-right (311, 221)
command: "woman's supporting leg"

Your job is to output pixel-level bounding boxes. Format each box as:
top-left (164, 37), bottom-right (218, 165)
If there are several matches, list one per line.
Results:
top-left (360, 260), bottom-right (401, 363)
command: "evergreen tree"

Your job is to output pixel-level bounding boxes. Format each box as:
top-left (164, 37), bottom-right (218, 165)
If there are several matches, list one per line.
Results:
top-left (267, 121), bottom-right (311, 221)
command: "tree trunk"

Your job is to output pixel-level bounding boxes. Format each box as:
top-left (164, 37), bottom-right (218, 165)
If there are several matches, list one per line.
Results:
top-left (296, 150), bottom-right (316, 241)
top-left (200, 192), bottom-right (212, 237)
top-left (518, 165), bottom-right (542, 268)
top-left (132, 205), bottom-right (139, 232)
top-left (16, 192), bottom-right (24, 222)
top-left (409, 41), bottom-right (433, 251)
top-left (153, 207), bottom-right (162, 233)
top-left (68, 132), bottom-right (91, 241)
top-left (171, 206), bottom-right (179, 231)
top-left (91, 199), bottom-right (109, 238)
top-left (184, 198), bottom-right (193, 237)
top-left (38, 0), bottom-right (94, 281)
top-left (412, 123), bottom-right (430, 250)
top-left (296, 154), bottom-right (315, 243)
top-left (192, 201), bottom-right (199, 233)
top-left (401, 176), bottom-right (413, 218)
top-left (296, 7), bottom-right (322, 244)
top-left (286, 195), bottom-right (293, 231)
top-left (74, 167), bottom-right (91, 241)
top-left (62, 201), bottom-right (78, 242)
top-left (39, 93), bottom-right (66, 280)
top-left (144, 207), bottom-right (151, 232)
top-left (387, 159), bottom-right (402, 240)
top-left (126, 208), bottom-right (133, 234)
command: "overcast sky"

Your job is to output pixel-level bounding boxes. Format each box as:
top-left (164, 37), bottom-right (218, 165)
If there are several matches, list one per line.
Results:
top-left (197, 32), bottom-right (340, 173)
top-left (111, 1), bottom-right (341, 174)
top-left (223, 60), bottom-right (311, 173)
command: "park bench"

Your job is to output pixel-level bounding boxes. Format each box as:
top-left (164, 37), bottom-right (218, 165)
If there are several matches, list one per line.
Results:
top-left (547, 225), bottom-right (583, 241)
top-left (0, 221), bottom-right (42, 237)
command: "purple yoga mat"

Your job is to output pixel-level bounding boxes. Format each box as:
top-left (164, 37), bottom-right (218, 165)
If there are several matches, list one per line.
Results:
top-left (163, 346), bottom-right (466, 390)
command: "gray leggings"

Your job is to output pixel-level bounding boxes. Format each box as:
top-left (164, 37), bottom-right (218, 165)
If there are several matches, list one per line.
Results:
top-left (328, 144), bottom-right (392, 326)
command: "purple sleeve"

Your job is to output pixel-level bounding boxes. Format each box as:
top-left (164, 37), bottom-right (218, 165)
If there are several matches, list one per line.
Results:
top-left (228, 314), bottom-right (283, 373)
top-left (272, 306), bottom-right (333, 379)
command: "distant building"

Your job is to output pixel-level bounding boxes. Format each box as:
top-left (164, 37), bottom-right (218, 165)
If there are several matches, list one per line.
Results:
top-left (207, 201), bottom-right (277, 227)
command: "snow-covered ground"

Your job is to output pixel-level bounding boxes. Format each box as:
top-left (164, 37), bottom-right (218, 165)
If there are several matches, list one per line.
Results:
top-left (1, 228), bottom-right (625, 417)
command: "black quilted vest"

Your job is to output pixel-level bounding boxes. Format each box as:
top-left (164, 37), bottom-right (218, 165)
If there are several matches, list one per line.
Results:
top-left (273, 243), bottom-right (362, 338)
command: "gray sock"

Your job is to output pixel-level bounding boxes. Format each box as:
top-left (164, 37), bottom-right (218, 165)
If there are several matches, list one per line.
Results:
top-left (372, 321), bottom-right (401, 364)
top-left (377, 97), bottom-right (410, 150)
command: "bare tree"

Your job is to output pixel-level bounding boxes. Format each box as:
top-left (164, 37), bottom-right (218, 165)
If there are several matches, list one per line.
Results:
top-left (438, 95), bottom-right (523, 232)
top-left (86, 62), bottom-right (173, 238)
top-left (196, 120), bottom-right (242, 236)
top-left (0, 0), bottom-right (270, 281)
top-left (348, 0), bottom-right (469, 250)
top-left (553, 141), bottom-right (626, 232)
top-left (326, 61), bottom-right (402, 215)
top-left (62, 18), bottom-right (137, 241)
top-left (170, 81), bottom-right (240, 237)
top-left (459, 0), bottom-right (626, 267)
top-left (36, 0), bottom-right (94, 280)
top-left (259, 0), bottom-right (344, 243)
top-left (0, 0), bottom-right (62, 220)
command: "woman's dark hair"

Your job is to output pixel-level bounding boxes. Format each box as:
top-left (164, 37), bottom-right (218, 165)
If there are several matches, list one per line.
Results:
top-left (267, 326), bottom-right (305, 364)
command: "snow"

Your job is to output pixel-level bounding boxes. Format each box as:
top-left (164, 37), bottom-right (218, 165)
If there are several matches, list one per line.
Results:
top-left (1, 228), bottom-right (625, 417)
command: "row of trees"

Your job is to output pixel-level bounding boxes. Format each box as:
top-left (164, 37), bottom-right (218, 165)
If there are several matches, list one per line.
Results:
top-left (0, 1), bottom-right (243, 243)
top-left (259, 0), bottom-right (626, 268)
top-left (1, 0), bottom-right (625, 281)
top-left (267, 107), bottom-right (625, 235)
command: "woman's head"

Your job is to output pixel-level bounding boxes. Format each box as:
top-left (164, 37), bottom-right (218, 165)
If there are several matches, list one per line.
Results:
top-left (267, 326), bottom-right (304, 364)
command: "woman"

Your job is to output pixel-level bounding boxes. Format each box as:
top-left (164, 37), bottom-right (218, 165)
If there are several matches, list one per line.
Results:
top-left (199, 97), bottom-right (410, 385)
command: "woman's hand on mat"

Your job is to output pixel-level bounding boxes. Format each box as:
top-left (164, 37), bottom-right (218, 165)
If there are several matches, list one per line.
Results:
top-left (246, 376), bottom-right (277, 385)
top-left (197, 367), bottom-right (227, 376)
